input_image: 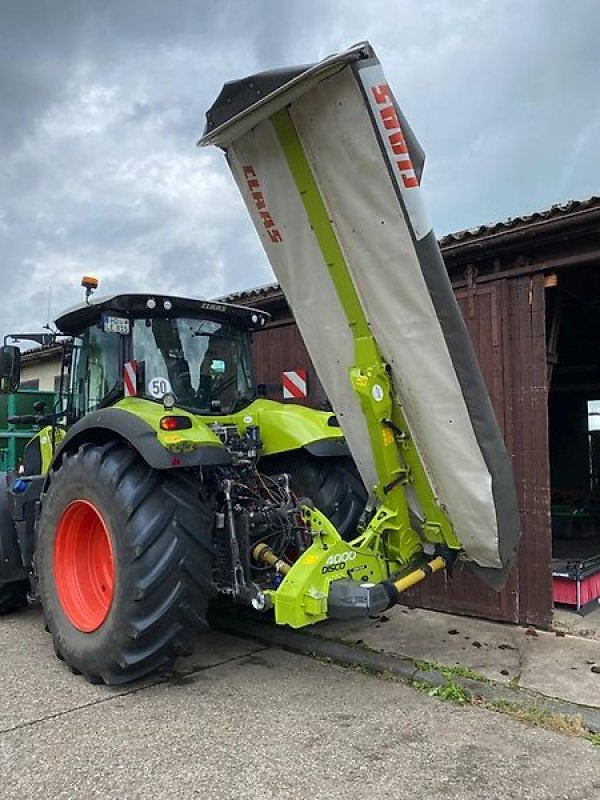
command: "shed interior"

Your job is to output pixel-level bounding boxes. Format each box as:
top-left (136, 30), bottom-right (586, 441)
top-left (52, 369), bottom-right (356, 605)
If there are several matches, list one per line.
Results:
top-left (548, 266), bottom-right (600, 611)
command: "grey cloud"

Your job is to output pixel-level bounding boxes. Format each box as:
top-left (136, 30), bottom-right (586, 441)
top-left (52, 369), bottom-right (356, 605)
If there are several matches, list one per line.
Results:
top-left (1, 0), bottom-right (599, 341)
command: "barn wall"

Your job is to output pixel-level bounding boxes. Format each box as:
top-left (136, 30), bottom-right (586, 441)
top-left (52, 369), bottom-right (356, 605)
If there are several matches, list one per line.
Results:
top-left (510, 275), bottom-right (553, 627)
top-left (251, 318), bottom-right (328, 408)
top-left (400, 276), bottom-right (550, 625)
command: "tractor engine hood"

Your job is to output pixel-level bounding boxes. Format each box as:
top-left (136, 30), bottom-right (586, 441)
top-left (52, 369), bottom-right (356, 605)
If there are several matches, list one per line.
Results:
top-left (199, 42), bottom-right (520, 589)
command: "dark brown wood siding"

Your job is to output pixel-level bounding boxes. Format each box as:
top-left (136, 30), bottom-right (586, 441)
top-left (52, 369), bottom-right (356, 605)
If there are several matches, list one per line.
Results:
top-left (511, 275), bottom-right (553, 627)
top-left (251, 319), bottom-right (327, 408)
top-left (403, 275), bottom-right (551, 626)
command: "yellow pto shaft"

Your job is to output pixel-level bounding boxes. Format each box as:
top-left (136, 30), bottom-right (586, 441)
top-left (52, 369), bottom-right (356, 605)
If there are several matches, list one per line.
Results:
top-left (391, 556), bottom-right (447, 594)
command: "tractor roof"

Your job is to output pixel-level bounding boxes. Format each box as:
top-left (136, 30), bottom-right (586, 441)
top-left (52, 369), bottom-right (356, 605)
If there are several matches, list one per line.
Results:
top-left (55, 293), bottom-right (270, 335)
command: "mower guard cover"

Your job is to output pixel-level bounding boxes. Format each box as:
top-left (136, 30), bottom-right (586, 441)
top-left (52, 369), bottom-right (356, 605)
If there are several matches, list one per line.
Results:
top-left (200, 42), bottom-right (520, 588)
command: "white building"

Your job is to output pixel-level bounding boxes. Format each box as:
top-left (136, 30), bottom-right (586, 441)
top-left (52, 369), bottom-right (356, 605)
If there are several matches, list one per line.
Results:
top-left (20, 345), bottom-right (63, 393)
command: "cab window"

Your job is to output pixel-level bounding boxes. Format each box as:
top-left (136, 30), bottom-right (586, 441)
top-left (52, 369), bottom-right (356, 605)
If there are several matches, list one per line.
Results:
top-left (70, 326), bottom-right (121, 418)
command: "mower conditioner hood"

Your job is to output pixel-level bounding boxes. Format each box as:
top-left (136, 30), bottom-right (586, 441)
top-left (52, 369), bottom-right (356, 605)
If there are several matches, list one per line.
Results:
top-left (199, 42), bottom-right (520, 589)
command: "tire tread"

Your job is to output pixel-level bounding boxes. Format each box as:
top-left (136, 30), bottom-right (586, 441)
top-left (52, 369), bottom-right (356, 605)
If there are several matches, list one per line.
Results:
top-left (38, 443), bottom-right (215, 685)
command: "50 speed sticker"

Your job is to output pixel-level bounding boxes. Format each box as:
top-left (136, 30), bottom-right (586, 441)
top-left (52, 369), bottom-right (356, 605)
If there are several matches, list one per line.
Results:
top-left (147, 377), bottom-right (173, 398)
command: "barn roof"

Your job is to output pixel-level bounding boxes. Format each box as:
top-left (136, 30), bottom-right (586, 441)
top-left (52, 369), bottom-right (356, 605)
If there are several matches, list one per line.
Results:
top-left (219, 196), bottom-right (600, 304)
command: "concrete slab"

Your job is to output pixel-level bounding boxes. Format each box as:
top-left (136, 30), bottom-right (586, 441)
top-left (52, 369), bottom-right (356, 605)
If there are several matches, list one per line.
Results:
top-left (554, 605), bottom-right (600, 640)
top-left (319, 608), bottom-right (523, 683)
top-left (316, 606), bottom-right (600, 708)
top-left (519, 630), bottom-right (600, 706)
top-left (0, 605), bottom-right (264, 733)
top-left (1, 647), bottom-right (598, 800)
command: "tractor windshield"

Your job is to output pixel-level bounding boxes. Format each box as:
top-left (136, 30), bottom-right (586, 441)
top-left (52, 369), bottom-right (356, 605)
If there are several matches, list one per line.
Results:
top-left (131, 317), bottom-right (256, 414)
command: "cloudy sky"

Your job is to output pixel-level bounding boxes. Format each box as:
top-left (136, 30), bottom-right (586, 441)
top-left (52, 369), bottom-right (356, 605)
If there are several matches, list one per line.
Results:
top-left (1, 0), bottom-right (599, 339)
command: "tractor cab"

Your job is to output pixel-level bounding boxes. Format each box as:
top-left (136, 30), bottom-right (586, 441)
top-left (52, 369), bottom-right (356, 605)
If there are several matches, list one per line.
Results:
top-left (54, 293), bottom-right (269, 421)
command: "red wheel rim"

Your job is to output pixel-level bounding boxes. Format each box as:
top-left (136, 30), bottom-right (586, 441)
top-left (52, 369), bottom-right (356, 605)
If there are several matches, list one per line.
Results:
top-left (53, 499), bottom-right (115, 632)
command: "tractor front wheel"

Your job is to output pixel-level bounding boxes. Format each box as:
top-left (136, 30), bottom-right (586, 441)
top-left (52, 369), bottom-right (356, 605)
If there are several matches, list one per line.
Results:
top-left (37, 441), bottom-right (215, 685)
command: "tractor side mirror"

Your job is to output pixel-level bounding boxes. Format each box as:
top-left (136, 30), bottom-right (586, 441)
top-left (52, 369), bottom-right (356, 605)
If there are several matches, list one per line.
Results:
top-left (0, 346), bottom-right (21, 394)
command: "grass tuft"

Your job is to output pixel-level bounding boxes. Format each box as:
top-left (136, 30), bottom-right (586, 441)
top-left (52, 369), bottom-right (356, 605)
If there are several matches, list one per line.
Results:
top-left (487, 699), bottom-right (588, 736)
top-left (427, 680), bottom-right (470, 705)
top-left (414, 659), bottom-right (488, 683)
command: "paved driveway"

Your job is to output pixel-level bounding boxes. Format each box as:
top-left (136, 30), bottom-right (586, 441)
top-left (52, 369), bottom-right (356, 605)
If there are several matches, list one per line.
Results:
top-left (0, 606), bottom-right (598, 800)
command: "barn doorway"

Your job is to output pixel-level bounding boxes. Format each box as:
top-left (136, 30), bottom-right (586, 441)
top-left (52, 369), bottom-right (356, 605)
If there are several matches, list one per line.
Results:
top-left (548, 266), bottom-right (600, 614)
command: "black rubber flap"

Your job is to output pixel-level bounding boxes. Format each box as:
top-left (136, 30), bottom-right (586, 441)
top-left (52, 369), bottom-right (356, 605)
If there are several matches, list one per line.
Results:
top-left (203, 66), bottom-right (311, 136)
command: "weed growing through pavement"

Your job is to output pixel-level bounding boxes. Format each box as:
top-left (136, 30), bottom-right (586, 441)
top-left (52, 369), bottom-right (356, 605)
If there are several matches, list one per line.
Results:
top-left (414, 659), bottom-right (489, 683)
top-left (485, 699), bottom-right (588, 737)
top-left (412, 681), bottom-right (432, 693)
top-left (427, 680), bottom-right (470, 704)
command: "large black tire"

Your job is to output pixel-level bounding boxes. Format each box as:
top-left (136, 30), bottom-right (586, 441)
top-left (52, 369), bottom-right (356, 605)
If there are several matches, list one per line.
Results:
top-left (261, 452), bottom-right (367, 541)
top-left (37, 441), bottom-right (216, 685)
top-left (0, 580), bottom-right (29, 614)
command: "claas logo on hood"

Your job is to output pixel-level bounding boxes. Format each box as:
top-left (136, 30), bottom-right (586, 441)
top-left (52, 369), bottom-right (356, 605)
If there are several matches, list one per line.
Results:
top-left (370, 84), bottom-right (418, 190)
top-left (243, 165), bottom-right (283, 244)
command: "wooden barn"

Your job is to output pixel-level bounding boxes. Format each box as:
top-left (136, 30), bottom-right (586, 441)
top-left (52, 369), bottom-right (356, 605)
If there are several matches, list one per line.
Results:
top-left (224, 197), bottom-right (600, 628)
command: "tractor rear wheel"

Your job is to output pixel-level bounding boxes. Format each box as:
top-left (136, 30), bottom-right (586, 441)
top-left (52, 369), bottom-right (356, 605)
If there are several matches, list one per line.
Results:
top-left (37, 440), bottom-right (216, 685)
top-left (0, 580), bottom-right (29, 614)
top-left (261, 452), bottom-right (367, 541)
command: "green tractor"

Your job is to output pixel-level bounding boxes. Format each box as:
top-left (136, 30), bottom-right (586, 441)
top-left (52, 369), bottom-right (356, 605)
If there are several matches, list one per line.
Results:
top-left (0, 44), bottom-right (520, 687)
top-left (0, 282), bottom-right (366, 684)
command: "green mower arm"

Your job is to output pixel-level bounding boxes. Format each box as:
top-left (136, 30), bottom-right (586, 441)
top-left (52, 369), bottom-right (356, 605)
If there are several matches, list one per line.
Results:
top-left (245, 114), bottom-right (461, 628)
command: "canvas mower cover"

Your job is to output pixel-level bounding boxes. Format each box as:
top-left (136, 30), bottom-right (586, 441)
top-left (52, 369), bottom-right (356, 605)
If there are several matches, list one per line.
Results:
top-left (200, 42), bottom-right (520, 588)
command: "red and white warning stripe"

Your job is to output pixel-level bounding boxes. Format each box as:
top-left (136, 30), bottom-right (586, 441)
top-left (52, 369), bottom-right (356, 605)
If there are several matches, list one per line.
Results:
top-left (124, 360), bottom-right (137, 397)
top-left (282, 369), bottom-right (307, 399)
